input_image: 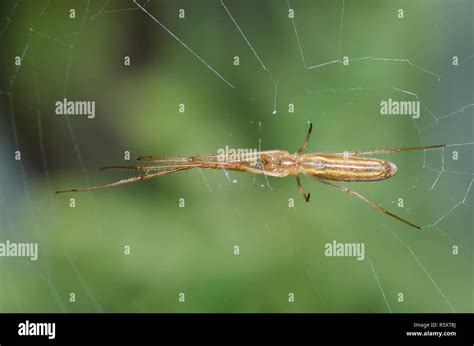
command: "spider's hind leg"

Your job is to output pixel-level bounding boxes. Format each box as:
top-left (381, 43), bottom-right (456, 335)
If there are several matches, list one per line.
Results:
top-left (310, 175), bottom-right (421, 229)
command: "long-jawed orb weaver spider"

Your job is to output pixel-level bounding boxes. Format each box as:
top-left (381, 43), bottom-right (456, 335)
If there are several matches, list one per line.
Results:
top-left (56, 123), bottom-right (444, 229)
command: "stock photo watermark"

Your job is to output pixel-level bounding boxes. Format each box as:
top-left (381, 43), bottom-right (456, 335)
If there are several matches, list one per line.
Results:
top-left (324, 240), bottom-right (365, 261)
top-left (0, 240), bottom-right (38, 261)
top-left (380, 98), bottom-right (420, 119)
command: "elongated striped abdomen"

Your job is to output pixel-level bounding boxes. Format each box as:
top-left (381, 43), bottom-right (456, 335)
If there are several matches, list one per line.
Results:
top-left (300, 154), bottom-right (397, 182)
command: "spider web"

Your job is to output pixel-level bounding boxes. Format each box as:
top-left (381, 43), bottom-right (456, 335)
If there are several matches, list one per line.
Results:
top-left (0, 0), bottom-right (472, 313)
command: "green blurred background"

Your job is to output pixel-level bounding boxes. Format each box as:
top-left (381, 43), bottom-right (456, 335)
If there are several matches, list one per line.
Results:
top-left (0, 0), bottom-right (472, 312)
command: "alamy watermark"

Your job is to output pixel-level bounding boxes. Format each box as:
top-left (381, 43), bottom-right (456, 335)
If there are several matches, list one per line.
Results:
top-left (55, 98), bottom-right (95, 119)
top-left (217, 145), bottom-right (259, 166)
top-left (0, 240), bottom-right (38, 261)
top-left (324, 240), bottom-right (365, 261)
top-left (380, 98), bottom-right (420, 119)
top-left (18, 320), bottom-right (55, 339)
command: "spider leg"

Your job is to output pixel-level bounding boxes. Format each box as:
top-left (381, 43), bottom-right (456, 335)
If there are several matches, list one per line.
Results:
top-left (350, 144), bottom-right (445, 156)
top-left (100, 160), bottom-right (252, 173)
top-left (295, 122), bottom-right (313, 155)
top-left (296, 175), bottom-right (311, 202)
top-left (136, 150), bottom-right (283, 163)
top-left (55, 167), bottom-right (191, 193)
top-left (100, 164), bottom-right (203, 171)
top-left (310, 175), bottom-right (421, 229)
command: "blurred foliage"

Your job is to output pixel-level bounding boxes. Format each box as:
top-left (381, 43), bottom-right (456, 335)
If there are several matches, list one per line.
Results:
top-left (0, 0), bottom-right (472, 312)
